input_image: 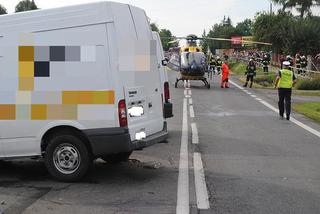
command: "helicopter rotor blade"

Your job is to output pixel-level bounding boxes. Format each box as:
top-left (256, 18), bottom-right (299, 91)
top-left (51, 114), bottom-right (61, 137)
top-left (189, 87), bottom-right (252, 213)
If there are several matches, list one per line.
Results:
top-left (167, 39), bottom-right (180, 44)
top-left (198, 37), bottom-right (272, 46)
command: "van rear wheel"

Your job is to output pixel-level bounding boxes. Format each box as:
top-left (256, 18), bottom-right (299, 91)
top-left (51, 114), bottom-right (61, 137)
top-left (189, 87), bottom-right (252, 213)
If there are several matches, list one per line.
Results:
top-left (101, 152), bottom-right (132, 164)
top-left (45, 134), bottom-right (92, 182)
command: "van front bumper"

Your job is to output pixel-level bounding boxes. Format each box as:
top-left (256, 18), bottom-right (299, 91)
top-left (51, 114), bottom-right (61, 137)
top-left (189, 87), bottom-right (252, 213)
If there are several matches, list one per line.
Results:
top-left (83, 122), bottom-right (168, 157)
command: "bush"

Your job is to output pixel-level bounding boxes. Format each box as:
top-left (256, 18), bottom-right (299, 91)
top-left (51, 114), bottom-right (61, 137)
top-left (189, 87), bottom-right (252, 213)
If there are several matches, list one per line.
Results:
top-left (295, 78), bottom-right (320, 90)
top-left (254, 74), bottom-right (276, 87)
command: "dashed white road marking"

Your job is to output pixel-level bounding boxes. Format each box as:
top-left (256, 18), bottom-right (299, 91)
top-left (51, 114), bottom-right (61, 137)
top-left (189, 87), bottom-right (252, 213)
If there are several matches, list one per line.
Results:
top-left (191, 123), bottom-right (199, 144)
top-left (189, 98), bottom-right (193, 105)
top-left (193, 152), bottom-right (210, 209)
top-left (184, 89), bottom-right (187, 96)
top-left (188, 89), bottom-right (210, 210)
top-left (188, 90), bottom-right (192, 96)
top-left (251, 95), bottom-right (257, 98)
top-left (176, 98), bottom-right (189, 214)
top-left (189, 105), bottom-right (195, 118)
top-left (229, 80), bottom-right (320, 138)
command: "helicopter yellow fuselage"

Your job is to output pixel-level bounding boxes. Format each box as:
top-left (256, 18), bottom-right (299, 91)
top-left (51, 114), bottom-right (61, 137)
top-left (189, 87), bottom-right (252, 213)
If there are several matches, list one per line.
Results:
top-left (180, 45), bottom-right (202, 53)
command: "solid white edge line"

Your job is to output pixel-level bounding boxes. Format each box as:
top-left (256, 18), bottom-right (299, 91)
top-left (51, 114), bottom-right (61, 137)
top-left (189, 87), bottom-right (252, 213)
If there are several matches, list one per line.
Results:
top-left (189, 105), bottom-right (195, 118)
top-left (229, 80), bottom-right (320, 138)
top-left (191, 122), bottom-right (199, 144)
top-left (193, 153), bottom-right (210, 209)
top-left (176, 98), bottom-right (189, 214)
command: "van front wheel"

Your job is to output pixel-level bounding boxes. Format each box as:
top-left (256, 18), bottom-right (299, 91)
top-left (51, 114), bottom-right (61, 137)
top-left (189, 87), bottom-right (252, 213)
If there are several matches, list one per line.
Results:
top-left (45, 134), bottom-right (92, 182)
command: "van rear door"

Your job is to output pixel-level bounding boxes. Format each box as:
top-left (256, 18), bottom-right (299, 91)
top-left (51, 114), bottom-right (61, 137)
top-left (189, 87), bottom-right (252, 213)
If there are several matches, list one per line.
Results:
top-left (110, 3), bottom-right (164, 141)
top-left (124, 6), bottom-right (164, 141)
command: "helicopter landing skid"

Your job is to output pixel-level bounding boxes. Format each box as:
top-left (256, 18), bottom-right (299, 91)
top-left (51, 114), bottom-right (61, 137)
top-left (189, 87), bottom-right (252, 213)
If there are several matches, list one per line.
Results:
top-left (175, 76), bottom-right (210, 89)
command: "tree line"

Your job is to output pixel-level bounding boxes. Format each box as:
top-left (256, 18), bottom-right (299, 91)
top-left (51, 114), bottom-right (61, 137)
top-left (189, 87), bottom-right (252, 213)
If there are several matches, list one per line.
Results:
top-left (202, 0), bottom-right (320, 56)
top-left (0, 0), bottom-right (38, 14)
top-left (1, 0), bottom-right (319, 56)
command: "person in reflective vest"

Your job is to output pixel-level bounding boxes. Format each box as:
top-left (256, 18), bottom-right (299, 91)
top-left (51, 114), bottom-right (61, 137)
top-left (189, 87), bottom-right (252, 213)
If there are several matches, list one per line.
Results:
top-left (221, 60), bottom-right (230, 88)
top-left (274, 61), bottom-right (297, 120)
top-left (243, 59), bottom-right (256, 88)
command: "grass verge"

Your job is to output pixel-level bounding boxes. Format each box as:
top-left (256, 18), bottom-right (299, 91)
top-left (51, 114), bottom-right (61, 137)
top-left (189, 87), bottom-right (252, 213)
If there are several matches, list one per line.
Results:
top-left (293, 102), bottom-right (320, 123)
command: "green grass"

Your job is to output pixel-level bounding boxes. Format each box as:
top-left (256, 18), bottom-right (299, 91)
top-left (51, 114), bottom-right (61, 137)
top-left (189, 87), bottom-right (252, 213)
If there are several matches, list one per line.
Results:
top-left (295, 78), bottom-right (320, 90)
top-left (229, 61), bottom-right (264, 75)
top-left (293, 90), bottom-right (320, 96)
top-left (293, 102), bottom-right (320, 123)
top-left (254, 74), bottom-right (276, 87)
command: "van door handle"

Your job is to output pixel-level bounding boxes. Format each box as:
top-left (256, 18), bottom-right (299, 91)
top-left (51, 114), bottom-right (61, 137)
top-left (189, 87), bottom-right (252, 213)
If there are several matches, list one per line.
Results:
top-left (148, 102), bottom-right (152, 108)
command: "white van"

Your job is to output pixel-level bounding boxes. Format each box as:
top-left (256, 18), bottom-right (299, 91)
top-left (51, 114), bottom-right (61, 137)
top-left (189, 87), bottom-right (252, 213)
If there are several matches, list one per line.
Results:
top-left (0, 2), bottom-right (168, 181)
top-left (151, 32), bottom-right (173, 119)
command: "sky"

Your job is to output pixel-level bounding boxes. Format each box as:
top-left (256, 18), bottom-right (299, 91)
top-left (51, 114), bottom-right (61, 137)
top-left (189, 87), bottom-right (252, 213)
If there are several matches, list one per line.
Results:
top-left (1, 0), bottom-right (319, 37)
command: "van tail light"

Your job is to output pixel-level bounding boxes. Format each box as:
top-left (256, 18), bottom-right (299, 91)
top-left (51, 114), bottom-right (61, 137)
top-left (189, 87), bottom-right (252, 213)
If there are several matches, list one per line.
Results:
top-left (164, 82), bottom-right (170, 102)
top-left (118, 99), bottom-right (128, 127)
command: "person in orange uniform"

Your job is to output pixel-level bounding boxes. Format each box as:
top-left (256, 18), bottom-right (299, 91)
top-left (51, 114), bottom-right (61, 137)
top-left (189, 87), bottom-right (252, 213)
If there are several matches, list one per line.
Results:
top-left (221, 60), bottom-right (230, 88)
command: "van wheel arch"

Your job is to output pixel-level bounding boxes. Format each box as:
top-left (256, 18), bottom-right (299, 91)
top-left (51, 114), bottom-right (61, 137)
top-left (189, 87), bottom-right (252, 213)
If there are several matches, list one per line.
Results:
top-left (41, 126), bottom-right (92, 156)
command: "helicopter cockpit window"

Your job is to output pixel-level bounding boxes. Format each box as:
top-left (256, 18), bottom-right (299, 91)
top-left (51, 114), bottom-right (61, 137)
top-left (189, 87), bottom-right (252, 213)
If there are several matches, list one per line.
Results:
top-left (180, 52), bottom-right (206, 72)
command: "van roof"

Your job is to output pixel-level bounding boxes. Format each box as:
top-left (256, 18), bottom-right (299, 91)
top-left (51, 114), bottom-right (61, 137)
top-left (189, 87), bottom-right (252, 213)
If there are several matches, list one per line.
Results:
top-left (0, 1), bottom-right (141, 32)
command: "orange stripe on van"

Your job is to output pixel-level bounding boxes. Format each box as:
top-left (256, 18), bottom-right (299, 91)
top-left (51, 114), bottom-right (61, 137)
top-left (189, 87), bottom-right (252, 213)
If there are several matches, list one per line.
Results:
top-left (62, 91), bottom-right (115, 104)
top-left (0, 105), bottom-right (16, 120)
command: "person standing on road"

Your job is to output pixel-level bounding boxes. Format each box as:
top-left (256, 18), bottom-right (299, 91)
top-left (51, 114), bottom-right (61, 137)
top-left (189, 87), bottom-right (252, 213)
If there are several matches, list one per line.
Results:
top-left (295, 53), bottom-right (302, 74)
top-left (243, 59), bottom-right (256, 88)
top-left (208, 55), bottom-right (216, 79)
top-left (274, 61), bottom-right (297, 120)
top-left (216, 56), bottom-right (223, 75)
top-left (221, 60), bottom-right (230, 88)
top-left (262, 54), bottom-right (269, 74)
top-left (300, 55), bottom-right (308, 75)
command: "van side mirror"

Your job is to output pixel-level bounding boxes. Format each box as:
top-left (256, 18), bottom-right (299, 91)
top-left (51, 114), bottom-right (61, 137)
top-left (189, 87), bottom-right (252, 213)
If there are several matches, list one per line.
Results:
top-left (162, 59), bottom-right (168, 66)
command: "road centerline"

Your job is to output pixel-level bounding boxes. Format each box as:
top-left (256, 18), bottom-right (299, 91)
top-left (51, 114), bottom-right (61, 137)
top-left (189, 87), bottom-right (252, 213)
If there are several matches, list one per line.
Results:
top-left (176, 98), bottom-right (190, 214)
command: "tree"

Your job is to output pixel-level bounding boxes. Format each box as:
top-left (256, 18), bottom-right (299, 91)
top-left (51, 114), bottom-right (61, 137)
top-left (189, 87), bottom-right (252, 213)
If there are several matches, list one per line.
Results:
top-left (235, 19), bottom-right (253, 36)
top-left (15, 0), bottom-right (38, 13)
top-left (0, 4), bottom-right (7, 15)
top-left (293, 0), bottom-right (320, 18)
top-left (271, 0), bottom-right (320, 18)
top-left (271, 0), bottom-right (294, 11)
top-left (200, 29), bottom-right (209, 53)
top-left (150, 23), bottom-right (160, 32)
top-left (159, 29), bottom-right (177, 51)
top-left (252, 12), bottom-right (320, 55)
top-left (206, 17), bottom-right (238, 52)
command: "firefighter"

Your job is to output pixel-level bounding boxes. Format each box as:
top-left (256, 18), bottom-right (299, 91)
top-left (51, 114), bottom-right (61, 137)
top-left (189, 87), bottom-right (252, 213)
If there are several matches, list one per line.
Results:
top-left (208, 56), bottom-right (216, 79)
top-left (243, 59), bottom-right (256, 88)
top-left (274, 61), bottom-right (297, 120)
top-left (216, 56), bottom-right (223, 75)
top-left (295, 53), bottom-right (301, 74)
top-left (300, 55), bottom-right (307, 75)
top-left (286, 55), bottom-right (294, 70)
top-left (221, 60), bottom-right (230, 88)
top-left (262, 54), bottom-right (269, 74)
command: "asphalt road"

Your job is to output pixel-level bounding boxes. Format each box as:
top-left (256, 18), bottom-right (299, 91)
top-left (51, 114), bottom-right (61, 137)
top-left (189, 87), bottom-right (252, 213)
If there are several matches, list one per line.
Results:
top-left (1, 70), bottom-right (320, 214)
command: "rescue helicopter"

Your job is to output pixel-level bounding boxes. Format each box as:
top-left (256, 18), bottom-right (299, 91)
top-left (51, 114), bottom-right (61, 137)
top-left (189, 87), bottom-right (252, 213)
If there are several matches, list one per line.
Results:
top-left (166, 34), bottom-right (272, 89)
